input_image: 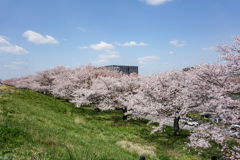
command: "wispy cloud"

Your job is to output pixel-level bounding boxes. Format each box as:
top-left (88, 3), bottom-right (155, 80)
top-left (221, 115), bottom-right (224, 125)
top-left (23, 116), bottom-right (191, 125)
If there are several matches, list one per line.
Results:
top-left (165, 51), bottom-right (173, 54)
top-left (0, 36), bottom-right (28, 54)
top-left (202, 47), bottom-right (215, 50)
top-left (79, 46), bottom-right (88, 49)
top-left (92, 59), bottom-right (109, 64)
top-left (93, 50), bottom-right (120, 64)
top-left (137, 56), bottom-right (160, 64)
top-left (11, 61), bottom-right (27, 64)
top-left (115, 41), bottom-right (148, 46)
top-left (22, 30), bottom-right (59, 44)
top-left (4, 64), bottom-right (20, 69)
top-left (169, 39), bottom-right (186, 47)
top-left (90, 41), bottom-right (115, 50)
top-left (139, 0), bottom-right (173, 5)
top-left (63, 39), bottom-right (68, 41)
top-left (99, 53), bottom-right (120, 59)
top-left (90, 41), bottom-right (121, 64)
top-left (78, 26), bottom-right (87, 31)
top-left (105, 50), bottom-right (119, 55)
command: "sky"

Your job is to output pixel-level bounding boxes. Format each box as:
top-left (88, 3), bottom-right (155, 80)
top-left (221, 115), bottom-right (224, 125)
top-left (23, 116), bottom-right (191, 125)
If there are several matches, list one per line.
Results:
top-left (1, 0), bottom-right (240, 80)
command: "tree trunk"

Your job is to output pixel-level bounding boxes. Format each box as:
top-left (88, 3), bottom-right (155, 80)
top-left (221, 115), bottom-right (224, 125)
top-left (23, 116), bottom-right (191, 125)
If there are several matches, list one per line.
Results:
top-left (95, 108), bottom-right (100, 112)
top-left (174, 117), bottom-right (180, 136)
top-left (94, 103), bottom-right (100, 112)
top-left (122, 108), bottom-right (128, 120)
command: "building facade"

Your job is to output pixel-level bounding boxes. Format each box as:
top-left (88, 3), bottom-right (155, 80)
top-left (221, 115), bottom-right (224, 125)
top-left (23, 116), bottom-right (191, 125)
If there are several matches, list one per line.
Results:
top-left (101, 65), bottom-right (138, 75)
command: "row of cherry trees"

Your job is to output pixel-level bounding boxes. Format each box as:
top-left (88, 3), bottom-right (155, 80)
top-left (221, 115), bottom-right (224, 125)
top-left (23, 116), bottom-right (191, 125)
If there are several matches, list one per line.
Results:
top-left (3, 36), bottom-right (240, 158)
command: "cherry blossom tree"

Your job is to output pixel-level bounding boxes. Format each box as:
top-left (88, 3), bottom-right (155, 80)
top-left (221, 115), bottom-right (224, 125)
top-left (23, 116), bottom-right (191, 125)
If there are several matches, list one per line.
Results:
top-left (121, 69), bottom-right (206, 136)
top-left (71, 72), bottom-right (140, 120)
top-left (182, 36), bottom-right (240, 158)
top-left (15, 75), bottom-right (35, 89)
top-left (51, 64), bottom-right (123, 101)
top-left (2, 77), bottom-right (19, 87)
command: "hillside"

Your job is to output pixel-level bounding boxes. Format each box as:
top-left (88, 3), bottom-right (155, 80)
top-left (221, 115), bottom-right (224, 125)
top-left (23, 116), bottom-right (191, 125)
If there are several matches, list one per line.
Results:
top-left (0, 85), bottom-right (207, 160)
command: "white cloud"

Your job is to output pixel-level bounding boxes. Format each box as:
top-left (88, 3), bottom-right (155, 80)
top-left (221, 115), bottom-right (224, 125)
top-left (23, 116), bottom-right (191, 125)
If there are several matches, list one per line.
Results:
top-left (4, 64), bottom-right (20, 69)
top-left (63, 39), bottom-right (68, 41)
top-left (78, 26), bottom-right (85, 31)
top-left (115, 41), bottom-right (148, 46)
top-left (94, 50), bottom-right (120, 64)
top-left (99, 54), bottom-right (120, 59)
top-left (92, 59), bottom-right (109, 64)
top-left (79, 46), bottom-right (88, 49)
top-left (93, 49), bottom-right (120, 64)
top-left (137, 56), bottom-right (160, 64)
top-left (0, 36), bottom-right (28, 54)
top-left (105, 50), bottom-right (119, 55)
top-left (169, 39), bottom-right (186, 47)
top-left (202, 47), bottom-right (215, 50)
top-left (165, 51), bottom-right (173, 54)
top-left (22, 30), bottom-right (59, 44)
top-left (90, 41), bottom-right (115, 50)
top-left (11, 61), bottom-right (27, 64)
top-left (139, 0), bottom-right (173, 5)
top-left (0, 35), bottom-right (9, 40)
top-left (90, 41), bottom-right (120, 64)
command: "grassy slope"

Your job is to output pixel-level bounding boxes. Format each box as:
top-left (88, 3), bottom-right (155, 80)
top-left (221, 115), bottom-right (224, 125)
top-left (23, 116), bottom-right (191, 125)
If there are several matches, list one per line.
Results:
top-left (0, 85), bottom-right (18, 92)
top-left (0, 85), bottom-right (205, 160)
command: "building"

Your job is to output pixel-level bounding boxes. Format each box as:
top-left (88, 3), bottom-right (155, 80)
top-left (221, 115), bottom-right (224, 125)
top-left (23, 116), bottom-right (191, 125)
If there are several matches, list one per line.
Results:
top-left (182, 67), bottom-right (194, 72)
top-left (101, 65), bottom-right (138, 75)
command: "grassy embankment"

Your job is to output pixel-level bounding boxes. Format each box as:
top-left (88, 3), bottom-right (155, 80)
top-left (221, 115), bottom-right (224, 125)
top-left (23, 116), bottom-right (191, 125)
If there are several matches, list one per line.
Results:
top-left (0, 85), bottom-right (220, 160)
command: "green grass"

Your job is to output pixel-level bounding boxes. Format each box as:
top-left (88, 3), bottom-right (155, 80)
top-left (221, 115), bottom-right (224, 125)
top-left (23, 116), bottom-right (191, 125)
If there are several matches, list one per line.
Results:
top-left (0, 85), bottom-right (207, 160)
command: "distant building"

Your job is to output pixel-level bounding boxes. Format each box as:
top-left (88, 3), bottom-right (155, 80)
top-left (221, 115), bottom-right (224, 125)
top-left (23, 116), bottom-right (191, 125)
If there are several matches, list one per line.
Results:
top-left (101, 65), bottom-right (138, 75)
top-left (182, 67), bottom-right (194, 72)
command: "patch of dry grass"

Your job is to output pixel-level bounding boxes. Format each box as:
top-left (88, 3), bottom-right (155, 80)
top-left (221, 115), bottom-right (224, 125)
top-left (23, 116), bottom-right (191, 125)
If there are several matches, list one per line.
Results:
top-left (0, 85), bottom-right (9, 90)
top-left (0, 84), bottom-right (20, 92)
top-left (74, 116), bottom-right (86, 125)
top-left (116, 140), bottom-right (157, 158)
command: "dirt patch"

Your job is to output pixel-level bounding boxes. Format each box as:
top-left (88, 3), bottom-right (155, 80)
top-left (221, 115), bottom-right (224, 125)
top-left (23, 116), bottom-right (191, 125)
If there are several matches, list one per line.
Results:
top-left (116, 140), bottom-right (156, 157)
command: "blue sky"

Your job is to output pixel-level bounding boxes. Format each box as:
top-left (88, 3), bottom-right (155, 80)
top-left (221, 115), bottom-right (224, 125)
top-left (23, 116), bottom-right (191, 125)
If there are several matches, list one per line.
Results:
top-left (1, 0), bottom-right (240, 80)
